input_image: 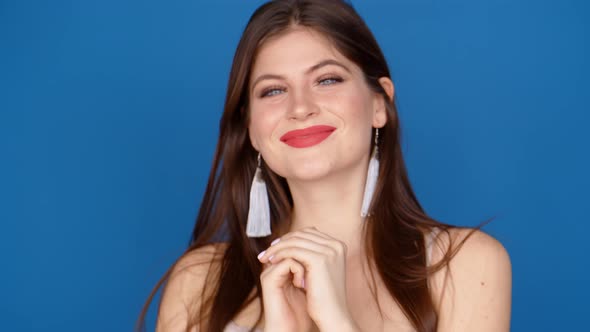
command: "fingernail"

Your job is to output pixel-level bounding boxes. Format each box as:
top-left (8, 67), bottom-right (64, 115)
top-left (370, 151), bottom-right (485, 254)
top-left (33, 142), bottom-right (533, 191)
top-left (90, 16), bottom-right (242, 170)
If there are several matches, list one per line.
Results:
top-left (270, 238), bottom-right (281, 246)
top-left (257, 250), bottom-right (266, 260)
top-left (268, 254), bottom-right (274, 262)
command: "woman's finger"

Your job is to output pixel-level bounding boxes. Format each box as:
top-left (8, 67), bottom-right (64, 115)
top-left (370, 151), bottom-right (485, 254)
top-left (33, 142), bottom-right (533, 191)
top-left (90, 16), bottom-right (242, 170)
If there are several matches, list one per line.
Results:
top-left (277, 227), bottom-right (333, 245)
top-left (259, 229), bottom-right (346, 264)
top-left (300, 227), bottom-right (348, 252)
top-left (261, 257), bottom-right (306, 289)
top-left (264, 246), bottom-right (328, 271)
top-left (261, 236), bottom-right (324, 262)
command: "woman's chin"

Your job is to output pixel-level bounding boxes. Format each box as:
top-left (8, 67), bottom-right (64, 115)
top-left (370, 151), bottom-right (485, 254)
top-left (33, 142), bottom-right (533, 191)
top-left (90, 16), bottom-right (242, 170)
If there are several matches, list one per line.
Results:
top-left (282, 166), bottom-right (334, 183)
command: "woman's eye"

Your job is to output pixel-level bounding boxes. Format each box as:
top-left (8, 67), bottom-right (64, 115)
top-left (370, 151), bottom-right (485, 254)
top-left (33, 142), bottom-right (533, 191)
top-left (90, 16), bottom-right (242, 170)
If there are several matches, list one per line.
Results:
top-left (318, 76), bottom-right (343, 86)
top-left (260, 87), bottom-right (285, 98)
top-left (259, 77), bottom-right (342, 98)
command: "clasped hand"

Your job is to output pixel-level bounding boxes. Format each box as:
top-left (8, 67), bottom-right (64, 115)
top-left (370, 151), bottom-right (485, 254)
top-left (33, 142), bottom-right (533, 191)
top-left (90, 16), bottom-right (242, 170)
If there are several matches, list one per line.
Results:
top-left (257, 227), bottom-right (358, 332)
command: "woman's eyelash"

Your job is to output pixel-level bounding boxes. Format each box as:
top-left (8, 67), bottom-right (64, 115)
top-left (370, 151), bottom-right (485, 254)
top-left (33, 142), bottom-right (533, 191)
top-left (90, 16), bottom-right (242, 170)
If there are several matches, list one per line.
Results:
top-left (260, 85), bottom-right (285, 98)
top-left (318, 76), bottom-right (343, 85)
top-left (259, 76), bottom-right (344, 98)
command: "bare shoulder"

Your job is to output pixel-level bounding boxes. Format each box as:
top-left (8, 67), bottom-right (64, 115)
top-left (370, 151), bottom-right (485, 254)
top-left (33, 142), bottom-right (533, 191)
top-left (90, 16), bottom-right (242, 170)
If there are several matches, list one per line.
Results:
top-left (431, 227), bottom-right (511, 265)
top-left (156, 242), bottom-right (229, 332)
top-left (171, 242), bottom-right (229, 276)
top-left (429, 227), bottom-right (512, 331)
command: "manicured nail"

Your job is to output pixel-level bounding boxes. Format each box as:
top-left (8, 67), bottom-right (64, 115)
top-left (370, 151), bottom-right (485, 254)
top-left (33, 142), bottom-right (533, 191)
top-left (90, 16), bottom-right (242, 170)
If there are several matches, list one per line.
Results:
top-left (268, 254), bottom-right (274, 262)
top-left (257, 250), bottom-right (266, 260)
top-left (271, 238), bottom-right (281, 246)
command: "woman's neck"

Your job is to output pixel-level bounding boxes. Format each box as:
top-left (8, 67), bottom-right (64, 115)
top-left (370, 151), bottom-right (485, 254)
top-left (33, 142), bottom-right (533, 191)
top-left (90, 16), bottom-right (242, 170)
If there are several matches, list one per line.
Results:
top-left (286, 167), bottom-right (368, 255)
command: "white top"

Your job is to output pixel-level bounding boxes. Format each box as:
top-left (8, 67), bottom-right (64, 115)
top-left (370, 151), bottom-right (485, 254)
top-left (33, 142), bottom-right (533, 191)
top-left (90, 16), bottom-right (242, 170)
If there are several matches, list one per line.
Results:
top-left (224, 321), bottom-right (263, 332)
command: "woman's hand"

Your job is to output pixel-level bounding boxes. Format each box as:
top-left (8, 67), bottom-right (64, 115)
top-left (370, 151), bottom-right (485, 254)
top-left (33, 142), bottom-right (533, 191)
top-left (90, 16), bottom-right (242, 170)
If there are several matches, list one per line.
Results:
top-left (259, 255), bottom-right (314, 332)
top-left (257, 227), bottom-right (358, 331)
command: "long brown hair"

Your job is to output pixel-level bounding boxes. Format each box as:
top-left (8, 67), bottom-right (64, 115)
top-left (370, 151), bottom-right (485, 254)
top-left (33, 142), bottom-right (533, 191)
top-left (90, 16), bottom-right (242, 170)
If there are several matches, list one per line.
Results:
top-left (137, 1), bottom-right (487, 331)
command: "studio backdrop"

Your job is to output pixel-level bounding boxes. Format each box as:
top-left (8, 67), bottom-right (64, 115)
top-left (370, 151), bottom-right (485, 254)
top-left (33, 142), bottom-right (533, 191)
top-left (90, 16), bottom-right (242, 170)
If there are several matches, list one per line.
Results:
top-left (0, 0), bottom-right (588, 331)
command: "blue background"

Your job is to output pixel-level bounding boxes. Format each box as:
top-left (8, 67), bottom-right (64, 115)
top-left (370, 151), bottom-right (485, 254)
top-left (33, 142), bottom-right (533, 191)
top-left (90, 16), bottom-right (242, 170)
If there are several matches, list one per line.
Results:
top-left (1, 0), bottom-right (588, 331)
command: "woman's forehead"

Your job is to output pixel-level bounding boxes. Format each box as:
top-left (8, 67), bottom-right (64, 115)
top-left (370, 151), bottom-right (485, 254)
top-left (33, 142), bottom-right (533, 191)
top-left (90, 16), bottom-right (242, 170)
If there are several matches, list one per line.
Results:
top-left (250, 27), bottom-right (357, 79)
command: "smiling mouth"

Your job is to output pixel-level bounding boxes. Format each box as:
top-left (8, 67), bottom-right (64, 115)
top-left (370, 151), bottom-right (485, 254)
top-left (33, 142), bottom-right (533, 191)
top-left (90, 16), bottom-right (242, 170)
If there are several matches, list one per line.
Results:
top-left (280, 125), bottom-right (336, 148)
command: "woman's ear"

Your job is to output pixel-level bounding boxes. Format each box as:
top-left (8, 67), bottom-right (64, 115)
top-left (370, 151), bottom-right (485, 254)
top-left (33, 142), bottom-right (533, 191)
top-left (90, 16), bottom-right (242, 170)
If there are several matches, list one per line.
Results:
top-left (373, 77), bottom-right (395, 128)
top-left (379, 77), bottom-right (394, 102)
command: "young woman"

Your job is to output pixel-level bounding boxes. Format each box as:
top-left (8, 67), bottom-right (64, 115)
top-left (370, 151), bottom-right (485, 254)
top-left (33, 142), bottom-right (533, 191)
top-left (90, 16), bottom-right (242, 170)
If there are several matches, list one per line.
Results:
top-left (138, 1), bottom-right (512, 331)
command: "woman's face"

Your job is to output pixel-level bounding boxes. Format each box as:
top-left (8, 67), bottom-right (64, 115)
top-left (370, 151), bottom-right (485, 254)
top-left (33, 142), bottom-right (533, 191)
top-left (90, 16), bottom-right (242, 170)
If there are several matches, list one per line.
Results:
top-left (247, 27), bottom-right (391, 182)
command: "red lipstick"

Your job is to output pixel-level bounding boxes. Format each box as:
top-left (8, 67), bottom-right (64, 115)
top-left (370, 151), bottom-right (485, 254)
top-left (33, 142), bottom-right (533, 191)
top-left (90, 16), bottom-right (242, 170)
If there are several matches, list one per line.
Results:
top-left (280, 125), bottom-right (336, 148)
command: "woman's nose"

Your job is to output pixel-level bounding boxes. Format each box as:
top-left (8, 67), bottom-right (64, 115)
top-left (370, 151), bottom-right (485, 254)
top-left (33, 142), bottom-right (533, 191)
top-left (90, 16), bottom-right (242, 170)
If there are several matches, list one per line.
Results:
top-left (286, 87), bottom-right (319, 121)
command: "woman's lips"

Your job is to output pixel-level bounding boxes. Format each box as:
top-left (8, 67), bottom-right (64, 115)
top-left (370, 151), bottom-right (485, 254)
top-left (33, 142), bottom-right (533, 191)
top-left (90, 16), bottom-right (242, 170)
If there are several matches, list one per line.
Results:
top-left (280, 125), bottom-right (336, 148)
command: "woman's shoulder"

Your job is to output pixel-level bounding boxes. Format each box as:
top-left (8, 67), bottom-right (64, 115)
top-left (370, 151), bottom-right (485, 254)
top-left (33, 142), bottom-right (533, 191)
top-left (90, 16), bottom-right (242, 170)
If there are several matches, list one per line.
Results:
top-left (169, 242), bottom-right (230, 279)
top-left (428, 227), bottom-right (512, 330)
top-left (156, 242), bottom-right (230, 332)
top-left (182, 242), bottom-right (230, 262)
top-left (429, 227), bottom-right (510, 267)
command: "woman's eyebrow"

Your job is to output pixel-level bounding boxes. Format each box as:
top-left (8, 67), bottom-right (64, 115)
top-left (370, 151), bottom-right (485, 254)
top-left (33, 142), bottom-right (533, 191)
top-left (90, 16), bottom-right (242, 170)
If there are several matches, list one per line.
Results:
top-left (250, 59), bottom-right (351, 92)
top-left (306, 59), bottom-right (351, 75)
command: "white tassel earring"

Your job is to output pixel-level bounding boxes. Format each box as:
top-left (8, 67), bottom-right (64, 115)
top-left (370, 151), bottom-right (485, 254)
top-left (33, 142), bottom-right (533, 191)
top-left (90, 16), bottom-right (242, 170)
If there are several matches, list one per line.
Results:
top-left (361, 128), bottom-right (380, 218)
top-left (246, 153), bottom-right (272, 237)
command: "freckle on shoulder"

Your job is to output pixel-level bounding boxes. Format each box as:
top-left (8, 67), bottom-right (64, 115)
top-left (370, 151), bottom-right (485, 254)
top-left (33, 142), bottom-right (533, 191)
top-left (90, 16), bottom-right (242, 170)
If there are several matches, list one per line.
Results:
top-left (427, 226), bottom-right (511, 313)
top-left (445, 228), bottom-right (512, 280)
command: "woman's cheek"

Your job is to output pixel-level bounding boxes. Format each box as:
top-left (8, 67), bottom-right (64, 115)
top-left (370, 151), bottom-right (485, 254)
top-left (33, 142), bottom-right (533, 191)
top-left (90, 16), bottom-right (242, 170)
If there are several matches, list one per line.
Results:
top-left (250, 109), bottom-right (283, 147)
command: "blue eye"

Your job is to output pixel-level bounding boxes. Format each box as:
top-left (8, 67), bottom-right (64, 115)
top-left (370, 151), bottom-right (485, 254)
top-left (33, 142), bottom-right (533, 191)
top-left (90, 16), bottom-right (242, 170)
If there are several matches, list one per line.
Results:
top-left (259, 76), bottom-right (343, 98)
top-left (260, 86), bottom-right (285, 98)
top-left (318, 76), bottom-right (343, 85)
